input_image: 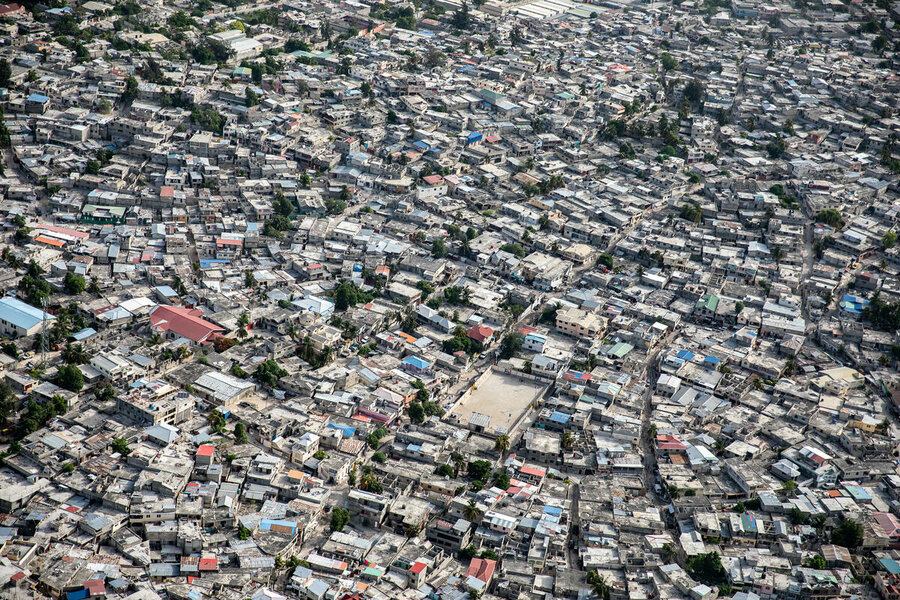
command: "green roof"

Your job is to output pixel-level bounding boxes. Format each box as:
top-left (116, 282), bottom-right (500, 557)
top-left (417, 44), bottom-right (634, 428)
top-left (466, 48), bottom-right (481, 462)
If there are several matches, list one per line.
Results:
top-left (696, 294), bottom-right (719, 312)
top-left (608, 342), bottom-right (634, 358)
top-left (479, 88), bottom-right (505, 102)
top-left (82, 204), bottom-right (126, 216)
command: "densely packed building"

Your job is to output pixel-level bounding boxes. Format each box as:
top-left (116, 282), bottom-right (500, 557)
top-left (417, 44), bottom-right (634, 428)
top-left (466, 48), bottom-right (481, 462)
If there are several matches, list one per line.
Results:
top-left (0, 0), bottom-right (898, 598)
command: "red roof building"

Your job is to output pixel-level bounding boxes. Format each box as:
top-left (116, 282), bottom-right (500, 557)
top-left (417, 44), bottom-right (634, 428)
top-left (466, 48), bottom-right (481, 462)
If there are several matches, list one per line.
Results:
top-left (467, 324), bottom-right (494, 345)
top-left (149, 305), bottom-right (224, 344)
top-left (199, 558), bottom-right (219, 571)
top-left (0, 3), bottom-right (26, 16)
top-left (466, 558), bottom-right (497, 584)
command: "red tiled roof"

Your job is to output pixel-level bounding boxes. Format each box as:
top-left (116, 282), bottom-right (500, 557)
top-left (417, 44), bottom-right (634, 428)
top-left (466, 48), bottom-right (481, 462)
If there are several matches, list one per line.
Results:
top-left (197, 444), bottom-right (215, 457)
top-left (150, 305), bottom-right (224, 343)
top-left (467, 324), bottom-right (494, 343)
top-left (410, 561), bottom-right (426, 574)
top-left (84, 579), bottom-right (106, 595)
top-left (519, 466), bottom-right (545, 477)
top-left (466, 558), bottom-right (496, 583)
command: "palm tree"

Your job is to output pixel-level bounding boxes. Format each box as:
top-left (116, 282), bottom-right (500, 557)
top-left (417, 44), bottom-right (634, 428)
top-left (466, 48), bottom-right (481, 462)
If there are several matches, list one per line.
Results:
top-left (463, 498), bottom-right (480, 522)
top-left (713, 438), bottom-right (727, 455)
top-left (236, 327), bottom-right (248, 339)
top-left (61, 343), bottom-right (89, 365)
top-left (561, 431), bottom-right (574, 449)
top-left (494, 434), bottom-right (510, 454)
top-left (453, 453), bottom-right (466, 477)
top-left (586, 571), bottom-right (610, 600)
top-left (661, 543), bottom-right (677, 563)
top-left (177, 346), bottom-right (191, 360)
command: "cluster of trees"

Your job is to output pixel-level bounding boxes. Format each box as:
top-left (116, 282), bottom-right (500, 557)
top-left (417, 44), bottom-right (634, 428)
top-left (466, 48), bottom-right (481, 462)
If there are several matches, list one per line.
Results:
top-left (263, 214), bottom-right (292, 239)
top-left (407, 382), bottom-right (444, 423)
top-left (498, 333), bottom-right (523, 359)
top-left (685, 551), bottom-right (727, 586)
top-left (442, 285), bottom-right (471, 306)
top-left (191, 108), bottom-right (226, 134)
top-left (334, 280), bottom-right (375, 311)
top-left (18, 261), bottom-right (50, 307)
top-left (254, 359), bottom-right (287, 387)
top-left (441, 326), bottom-right (483, 355)
top-left (297, 336), bottom-right (333, 369)
top-left (63, 272), bottom-right (85, 295)
top-left (190, 40), bottom-right (233, 65)
top-left (365, 425), bottom-right (389, 449)
top-left (816, 208), bottom-right (844, 229)
top-left (680, 202), bottom-right (703, 223)
top-left (330, 508), bottom-right (350, 531)
top-left (862, 292), bottom-right (900, 332)
top-left (19, 396), bottom-right (70, 437)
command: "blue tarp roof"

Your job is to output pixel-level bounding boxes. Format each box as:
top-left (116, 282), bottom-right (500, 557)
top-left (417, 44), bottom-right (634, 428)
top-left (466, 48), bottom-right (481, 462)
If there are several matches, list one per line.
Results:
top-left (549, 411), bottom-right (570, 424)
top-left (71, 327), bottom-right (97, 340)
top-left (402, 356), bottom-right (431, 369)
top-left (326, 423), bottom-right (357, 436)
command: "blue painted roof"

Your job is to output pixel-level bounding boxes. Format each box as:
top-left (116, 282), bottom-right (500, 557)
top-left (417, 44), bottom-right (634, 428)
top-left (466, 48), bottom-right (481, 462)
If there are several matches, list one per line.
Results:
top-left (0, 296), bottom-right (55, 330)
top-left (676, 350), bottom-right (695, 360)
top-left (326, 423), bottom-right (356, 436)
top-left (402, 356), bottom-right (431, 369)
top-left (71, 327), bottom-right (97, 340)
top-left (881, 558), bottom-right (900, 575)
top-left (703, 355), bottom-right (720, 364)
top-left (27, 93), bottom-right (50, 103)
top-left (549, 411), bottom-right (570, 424)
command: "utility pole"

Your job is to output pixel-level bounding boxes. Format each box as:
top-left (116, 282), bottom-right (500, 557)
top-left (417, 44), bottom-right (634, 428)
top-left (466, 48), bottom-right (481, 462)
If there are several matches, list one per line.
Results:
top-left (40, 295), bottom-right (48, 366)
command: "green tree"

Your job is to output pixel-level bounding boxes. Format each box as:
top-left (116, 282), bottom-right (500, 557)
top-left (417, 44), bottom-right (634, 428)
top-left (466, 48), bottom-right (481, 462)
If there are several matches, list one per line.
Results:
top-left (498, 334), bottom-right (523, 359)
top-left (111, 437), bottom-right (131, 455)
top-left (63, 272), bottom-right (86, 295)
top-left (435, 464), bottom-right (455, 478)
top-left (805, 554), bottom-right (827, 569)
top-left (661, 52), bottom-right (678, 71)
top-left (463, 498), bottom-right (480, 522)
top-left (468, 459), bottom-right (492, 481)
top-left (685, 551), bottom-right (726, 586)
top-left (56, 364), bottom-right (84, 393)
top-left (431, 238), bottom-right (448, 258)
top-left (254, 360), bottom-right (287, 387)
top-left (883, 231), bottom-right (897, 249)
top-left (816, 208), bottom-right (843, 229)
top-left (234, 422), bottom-right (248, 444)
top-left (451, 0), bottom-right (470, 29)
top-left (408, 401), bottom-right (426, 423)
top-left (0, 59), bottom-right (10, 89)
top-left (494, 434), bottom-right (510, 453)
top-left (832, 519), bottom-right (863, 548)
top-left (62, 343), bottom-right (89, 365)
top-left (245, 87), bottom-right (259, 107)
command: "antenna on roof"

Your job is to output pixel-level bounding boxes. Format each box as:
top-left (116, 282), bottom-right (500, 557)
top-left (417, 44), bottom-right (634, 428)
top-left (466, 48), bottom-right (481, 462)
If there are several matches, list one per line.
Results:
top-left (41, 295), bottom-right (48, 367)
